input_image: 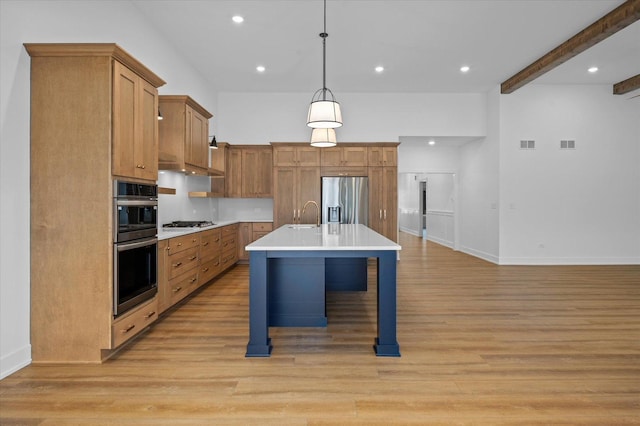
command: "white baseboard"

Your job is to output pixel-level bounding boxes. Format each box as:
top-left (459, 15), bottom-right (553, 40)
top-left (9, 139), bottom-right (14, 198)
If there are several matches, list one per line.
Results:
top-left (498, 256), bottom-right (640, 265)
top-left (459, 245), bottom-right (499, 264)
top-left (0, 344), bottom-right (31, 379)
top-left (399, 226), bottom-right (420, 237)
top-left (427, 235), bottom-right (454, 249)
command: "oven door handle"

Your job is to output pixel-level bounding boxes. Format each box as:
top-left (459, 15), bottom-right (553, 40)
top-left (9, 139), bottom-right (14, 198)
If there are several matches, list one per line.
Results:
top-left (116, 238), bottom-right (158, 252)
top-left (116, 200), bottom-right (158, 207)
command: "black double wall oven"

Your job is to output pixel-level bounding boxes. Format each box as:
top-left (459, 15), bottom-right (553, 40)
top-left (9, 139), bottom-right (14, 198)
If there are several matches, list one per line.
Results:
top-left (113, 180), bottom-right (158, 317)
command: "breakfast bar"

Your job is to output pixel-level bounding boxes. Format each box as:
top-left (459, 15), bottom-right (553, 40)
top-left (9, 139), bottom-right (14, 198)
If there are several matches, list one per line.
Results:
top-left (245, 223), bottom-right (402, 357)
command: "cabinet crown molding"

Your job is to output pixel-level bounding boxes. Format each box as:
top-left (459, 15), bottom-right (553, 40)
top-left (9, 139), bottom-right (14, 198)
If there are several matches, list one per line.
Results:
top-left (158, 95), bottom-right (213, 119)
top-left (24, 43), bottom-right (166, 88)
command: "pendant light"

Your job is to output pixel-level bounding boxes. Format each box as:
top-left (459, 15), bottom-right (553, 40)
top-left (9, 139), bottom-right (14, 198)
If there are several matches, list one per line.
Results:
top-left (307, 0), bottom-right (342, 130)
top-left (310, 128), bottom-right (337, 148)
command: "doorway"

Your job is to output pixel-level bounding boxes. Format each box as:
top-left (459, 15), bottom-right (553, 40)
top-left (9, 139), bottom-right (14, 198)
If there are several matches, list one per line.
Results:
top-left (398, 172), bottom-right (458, 250)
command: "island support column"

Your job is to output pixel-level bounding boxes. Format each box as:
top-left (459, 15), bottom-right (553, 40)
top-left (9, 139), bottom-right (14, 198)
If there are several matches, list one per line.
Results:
top-left (374, 250), bottom-right (401, 356)
top-left (246, 251), bottom-right (272, 356)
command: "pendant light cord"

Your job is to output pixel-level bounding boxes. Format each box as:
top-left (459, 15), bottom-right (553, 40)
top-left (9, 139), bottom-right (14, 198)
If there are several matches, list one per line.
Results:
top-left (320, 0), bottom-right (328, 100)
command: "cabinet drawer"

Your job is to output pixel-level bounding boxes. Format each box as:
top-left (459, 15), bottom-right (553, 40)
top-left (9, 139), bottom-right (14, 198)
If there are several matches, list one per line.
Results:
top-left (200, 229), bottom-right (222, 261)
top-left (252, 231), bottom-right (270, 241)
top-left (168, 246), bottom-right (199, 279)
top-left (222, 224), bottom-right (238, 237)
top-left (221, 234), bottom-right (236, 251)
top-left (166, 233), bottom-right (200, 255)
top-left (169, 270), bottom-right (199, 306)
top-left (200, 256), bottom-right (221, 285)
top-left (112, 298), bottom-right (158, 348)
top-left (221, 247), bottom-right (237, 269)
top-left (252, 222), bottom-right (273, 232)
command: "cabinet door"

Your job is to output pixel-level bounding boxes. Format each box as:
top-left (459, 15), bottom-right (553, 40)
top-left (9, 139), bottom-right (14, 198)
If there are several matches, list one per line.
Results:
top-left (187, 107), bottom-right (208, 170)
top-left (273, 146), bottom-right (297, 167)
top-left (368, 146), bottom-right (384, 167)
top-left (342, 147), bottom-right (368, 167)
top-left (273, 167), bottom-right (296, 228)
top-left (297, 167), bottom-right (321, 225)
top-left (237, 222), bottom-right (252, 261)
top-left (382, 166), bottom-right (398, 241)
top-left (383, 147), bottom-right (397, 166)
top-left (113, 61), bottom-right (137, 178)
top-left (137, 78), bottom-right (158, 180)
top-left (297, 147), bottom-right (321, 166)
top-left (242, 148), bottom-right (272, 198)
top-left (226, 147), bottom-right (243, 197)
top-left (320, 147), bottom-right (342, 166)
top-left (368, 167), bottom-right (384, 236)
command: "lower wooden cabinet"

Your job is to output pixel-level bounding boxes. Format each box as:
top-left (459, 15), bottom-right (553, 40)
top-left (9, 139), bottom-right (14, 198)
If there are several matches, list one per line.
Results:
top-left (111, 298), bottom-right (158, 348)
top-left (238, 222), bottom-right (273, 261)
top-left (158, 223), bottom-right (239, 314)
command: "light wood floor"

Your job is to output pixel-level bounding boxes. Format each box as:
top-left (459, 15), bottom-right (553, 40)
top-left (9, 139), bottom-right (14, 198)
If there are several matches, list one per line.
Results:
top-left (2, 233), bottom-right (639, 425)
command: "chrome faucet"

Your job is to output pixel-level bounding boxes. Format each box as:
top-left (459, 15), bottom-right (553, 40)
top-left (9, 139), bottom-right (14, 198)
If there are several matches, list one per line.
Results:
top-left (302, 200), bottom-right (320, 227)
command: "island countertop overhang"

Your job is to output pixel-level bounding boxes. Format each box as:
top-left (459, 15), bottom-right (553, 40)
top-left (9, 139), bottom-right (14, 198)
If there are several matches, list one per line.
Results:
top-left (246, 224), bottom-right (401, 252)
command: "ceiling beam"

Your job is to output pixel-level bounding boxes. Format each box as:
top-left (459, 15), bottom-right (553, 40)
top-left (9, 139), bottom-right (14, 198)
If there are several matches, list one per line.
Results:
top-left (501, 0), bottom-right (640, 94)
top-left (613, 74), bottom-right (640, 94)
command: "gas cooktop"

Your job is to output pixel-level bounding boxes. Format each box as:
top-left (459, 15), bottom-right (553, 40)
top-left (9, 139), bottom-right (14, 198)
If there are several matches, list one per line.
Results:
top-left (162, 221), bottom-right (216, 229)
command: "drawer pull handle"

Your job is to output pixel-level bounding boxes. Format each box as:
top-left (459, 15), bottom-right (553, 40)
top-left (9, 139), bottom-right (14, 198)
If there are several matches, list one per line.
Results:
top-left (173, 286), bottom-right (182, 293)
top-left (202, 267), bottom-right (209, 272)
top-left (144, 311), bottom-right (156, 319)
top-left (202, 242), bottom-right (209, 246)
top-left (190, 278), bottom-right (197, 283)
top-left (177, 243), bottom-right (182, 247)
top-left (189, 256), bottom-right (197, 261)
top-left (121, 324), bottom-right (135, 333)
top-left (173, 262), bottom-right (182, 268)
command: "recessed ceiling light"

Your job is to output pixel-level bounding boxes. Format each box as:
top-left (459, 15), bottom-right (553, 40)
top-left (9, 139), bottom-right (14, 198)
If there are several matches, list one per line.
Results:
top-left (588, 66), bottom-right (598, 73)
top-left (460, 66), bottom-right (470, 73)
top-left (256, 65), bottom-right (265, 73)
top-left (232, 15), bottom-right (244, 23)
top-left (428, 140), bottom-right (436, 146)
top-left (375, 66), bottom-right (384, 73)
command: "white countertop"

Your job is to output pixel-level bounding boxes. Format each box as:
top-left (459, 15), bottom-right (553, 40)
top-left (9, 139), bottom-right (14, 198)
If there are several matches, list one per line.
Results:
top-left (157, 219), bottom-right (271, 241)
top-left (246, 224), bottom-right (401, 251)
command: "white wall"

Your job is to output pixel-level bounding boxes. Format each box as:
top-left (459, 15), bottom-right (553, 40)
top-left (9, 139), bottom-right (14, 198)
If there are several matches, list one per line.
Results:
top-left (217, 92), bottom-right (487, 144)
top-left (458, 87), bottom-right (501, 263)
top-left (0, 0), bottom-right (218, 378)
top-left (498, 85), bottom-right (640, 264)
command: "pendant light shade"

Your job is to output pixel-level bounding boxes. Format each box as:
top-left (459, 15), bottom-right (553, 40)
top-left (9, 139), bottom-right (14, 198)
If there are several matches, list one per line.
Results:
top-left (307, 90), bottom-right (342, 129)
top-left (310, 128), bottom-right (337, 148)
top-left (307, 0), bottom-right (343, 133)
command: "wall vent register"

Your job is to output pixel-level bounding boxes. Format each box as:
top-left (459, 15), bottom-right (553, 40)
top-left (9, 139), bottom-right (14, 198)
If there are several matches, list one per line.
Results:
top-left (560, 140), bottom-right (576, 149)
top-left (520, 140), bottom-right (535, 149)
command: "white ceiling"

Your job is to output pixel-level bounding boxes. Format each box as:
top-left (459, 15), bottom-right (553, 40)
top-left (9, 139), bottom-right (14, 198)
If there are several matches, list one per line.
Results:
top-left (131, 0), bottom-right (639, 94)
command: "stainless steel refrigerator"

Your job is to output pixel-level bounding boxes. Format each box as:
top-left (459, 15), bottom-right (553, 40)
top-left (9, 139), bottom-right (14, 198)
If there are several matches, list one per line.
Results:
top-left (321, 177), bottom-right (368, 225)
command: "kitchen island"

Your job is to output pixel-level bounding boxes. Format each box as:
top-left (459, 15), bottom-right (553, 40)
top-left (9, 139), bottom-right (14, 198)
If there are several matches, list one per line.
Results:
top-left (245, 223), bottom-right (401, 357)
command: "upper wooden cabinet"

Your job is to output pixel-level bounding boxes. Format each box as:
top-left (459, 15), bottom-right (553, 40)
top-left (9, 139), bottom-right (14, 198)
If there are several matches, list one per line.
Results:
top-left (25, 43), bottom-right (165, 363)
top-left (368, 146), bottom-right (398, 167)
top-left (321, 146), bottom-right (368, 167)
top-left (226, 145), bottom-right (273, 198)
top-left (272, 144), bottom-right (320, 167)
top-left (113, 61), bottom-right (159, 181)
top-left (158, 95), bottom-right (213, 175)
